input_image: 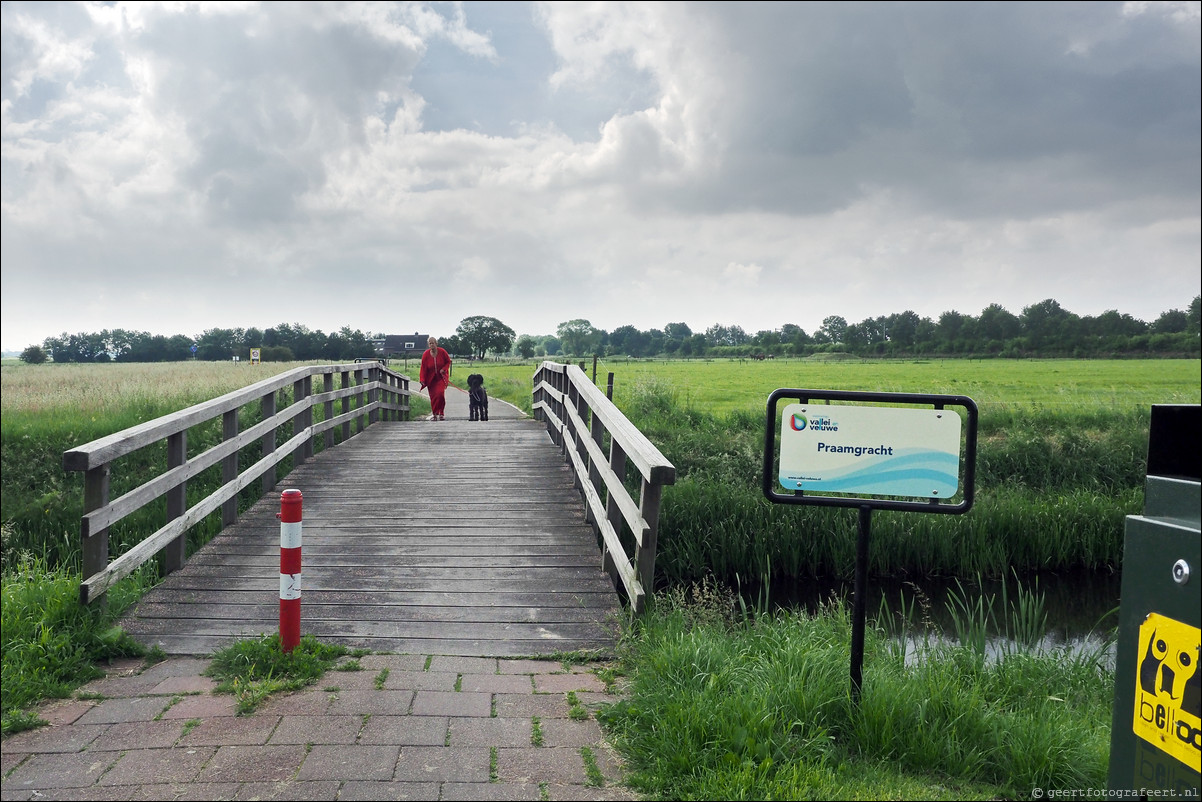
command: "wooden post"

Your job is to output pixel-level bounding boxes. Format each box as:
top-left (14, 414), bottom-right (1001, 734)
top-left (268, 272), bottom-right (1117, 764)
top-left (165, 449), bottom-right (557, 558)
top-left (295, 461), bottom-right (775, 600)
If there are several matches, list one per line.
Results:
top-left (221, 409), bottom-right (239, 527)
top-left (355, 368), bottom-right (367, 433)
top-left (323, 372), bottom-right (335, 449)
top-left (368, 366), bottom-right (379, 425)
top-left (292, 378), bottom-right (308, 463)
top-left (583, 389), bottom-right (601, 526)
top-left (603, 441), bottom-right (627, 583)
top-left (163, 430), bottom-right (187, 574)
top-left (81, 464), bottom-right (110, 605)
top-left (302, 375), bottom-right (314, 459)
top-left (341, 370), bottom-right (352, 441)
top-left (634, 478), bottom-right (663, 614)
top-left (261, 390), bottom-right (277, 493)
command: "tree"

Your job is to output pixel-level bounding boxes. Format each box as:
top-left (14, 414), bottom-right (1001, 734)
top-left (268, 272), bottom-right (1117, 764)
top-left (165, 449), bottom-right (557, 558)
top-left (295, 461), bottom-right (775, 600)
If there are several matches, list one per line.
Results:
top-left (1151, 309), bottom-right (1189, 334)
top-left (609, 325), bottom-right (651, 357)
top-left (818, 316), bottom-right (848, 345)
top-left (456, 316), bottom-right (516, 359)
top-left (885, 310), bottom-right (923, 348)
top-left (977, 303), bottom-right (1021, 343)
top-left (705, 324), bottom-right (749, 347)
top-left (1020, 299), bottom-right (1077, 349)
top-left (515, 335), bottom-right (537, 359)
top-left (557, 319), bottom-right (600, 356)
top-left (197, 328), bottom-right (239, 361)
top-left (19, 344), bottom-right (47, 364)
top-left (664, 322), bottom-right (693, 341)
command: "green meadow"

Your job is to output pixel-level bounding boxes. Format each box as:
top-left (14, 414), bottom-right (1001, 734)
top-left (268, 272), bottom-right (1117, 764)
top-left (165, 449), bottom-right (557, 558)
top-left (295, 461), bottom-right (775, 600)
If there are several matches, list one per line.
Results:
top-left (2, 357), bottom-right (1198, 798)
top-left (468, 356), bottom-right (1200, 417)
top-left (468, 356), bottom-right (1199, 585)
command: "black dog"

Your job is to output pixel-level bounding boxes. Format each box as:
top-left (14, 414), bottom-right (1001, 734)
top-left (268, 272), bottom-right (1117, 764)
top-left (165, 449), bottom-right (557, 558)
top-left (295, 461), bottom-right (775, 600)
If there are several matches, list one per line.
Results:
top-left (467, 374), bottom-right (489, 421)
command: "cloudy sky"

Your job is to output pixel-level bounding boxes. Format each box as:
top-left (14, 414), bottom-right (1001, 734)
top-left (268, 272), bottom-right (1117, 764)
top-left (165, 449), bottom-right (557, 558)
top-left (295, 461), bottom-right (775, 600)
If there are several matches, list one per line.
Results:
top-left (2, 1), bottom-right (1199, 351)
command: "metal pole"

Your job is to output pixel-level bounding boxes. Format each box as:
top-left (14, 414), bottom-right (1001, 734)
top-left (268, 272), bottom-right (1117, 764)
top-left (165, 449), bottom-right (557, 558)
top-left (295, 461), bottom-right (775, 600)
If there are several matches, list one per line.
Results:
top-left (850, 504), bottom-right (872, 704)
top-left (278, 489), bottom-right (303, 652)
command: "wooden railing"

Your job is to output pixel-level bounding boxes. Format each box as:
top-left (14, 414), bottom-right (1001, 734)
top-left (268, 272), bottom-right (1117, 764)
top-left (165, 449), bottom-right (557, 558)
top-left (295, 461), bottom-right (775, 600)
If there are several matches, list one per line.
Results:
top-left (532, 361), bottom-right (676, 613)
top-left (63, 362), bottom-right (411, 604)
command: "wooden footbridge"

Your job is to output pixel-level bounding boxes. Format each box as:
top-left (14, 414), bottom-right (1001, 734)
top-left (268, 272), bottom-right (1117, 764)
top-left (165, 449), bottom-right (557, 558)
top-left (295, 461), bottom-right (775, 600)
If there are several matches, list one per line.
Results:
top-left (63, 362), bottom-right (675, 657)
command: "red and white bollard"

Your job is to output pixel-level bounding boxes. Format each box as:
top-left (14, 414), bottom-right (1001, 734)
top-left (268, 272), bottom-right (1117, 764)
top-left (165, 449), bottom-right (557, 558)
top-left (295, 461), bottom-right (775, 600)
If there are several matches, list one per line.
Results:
top-left (277, 489), bottom-right (303, 652)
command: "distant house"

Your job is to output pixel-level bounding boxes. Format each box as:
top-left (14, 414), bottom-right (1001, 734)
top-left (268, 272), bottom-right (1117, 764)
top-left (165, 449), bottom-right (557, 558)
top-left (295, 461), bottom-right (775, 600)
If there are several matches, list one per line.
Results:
top-left (383, 333), bottom-right (430, 358)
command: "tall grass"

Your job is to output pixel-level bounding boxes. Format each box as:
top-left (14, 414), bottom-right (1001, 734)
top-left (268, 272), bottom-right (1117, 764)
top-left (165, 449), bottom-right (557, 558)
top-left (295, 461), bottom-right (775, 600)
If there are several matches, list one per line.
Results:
top-left (600, 583), bottom-right (1113, 800)
top-left (0, 546), bottom-right (151, 733)
top-left (620, 373), bottom-right (1155, 586)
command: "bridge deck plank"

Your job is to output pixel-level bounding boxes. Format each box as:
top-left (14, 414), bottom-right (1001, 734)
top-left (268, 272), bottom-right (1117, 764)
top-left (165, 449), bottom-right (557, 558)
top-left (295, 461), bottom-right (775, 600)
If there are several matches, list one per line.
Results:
top-left (119, 420), bottom-right (624, 656)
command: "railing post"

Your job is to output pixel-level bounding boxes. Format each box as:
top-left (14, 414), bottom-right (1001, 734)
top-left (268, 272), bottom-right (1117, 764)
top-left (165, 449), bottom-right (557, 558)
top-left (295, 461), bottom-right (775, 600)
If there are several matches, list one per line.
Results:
top-left (292, 377), bottom-right (309, 463)
top-left (355, 368), bottom-right (367, 433)
top-left (163, 430), bottom-right (187, 575)
top-left (302, 375), bottom-right (314, 459)
top-left (401, 375), bottom-right (411, 421)
top-left (222, 409), bottom-right (239, 527)
top-left (634, 478), bottom-right (664, 614)
top-left (575, 378), bottom-right (592, 515)
top-left (368, 367), bottom-right (379, 425)
top-left (380, 371), bottom-right (392, 422)
top-left (323, 372), bottom-right (335, 449)
top-left (81, 464), bottom-right (110, 605)
top-left (556, 366), bottom-right (567, 449)
top-left (603, 440), bottom-right (627, 582)
top-left (341, 369), bottom-right (352, 441)
top-left (261, 389), bottom-right (277, 493)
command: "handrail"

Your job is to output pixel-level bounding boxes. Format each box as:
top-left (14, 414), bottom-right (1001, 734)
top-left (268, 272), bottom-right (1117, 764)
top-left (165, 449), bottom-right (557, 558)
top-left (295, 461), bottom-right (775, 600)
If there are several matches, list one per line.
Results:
top-left (532, 361), bottom-right (676, 613)
top-left (63, 361), bottom-right (411, 604)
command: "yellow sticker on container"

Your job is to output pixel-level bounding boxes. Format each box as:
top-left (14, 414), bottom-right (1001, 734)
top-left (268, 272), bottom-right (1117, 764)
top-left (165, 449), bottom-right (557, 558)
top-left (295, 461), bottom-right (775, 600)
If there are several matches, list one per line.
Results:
top-left (1133, 613), bottom-right (1201, 771)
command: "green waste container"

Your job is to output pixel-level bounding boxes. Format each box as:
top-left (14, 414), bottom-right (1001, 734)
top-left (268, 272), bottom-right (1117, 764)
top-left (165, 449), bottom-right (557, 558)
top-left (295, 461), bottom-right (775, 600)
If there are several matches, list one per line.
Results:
top-left (1108, 405), bottom-right (1200, 797)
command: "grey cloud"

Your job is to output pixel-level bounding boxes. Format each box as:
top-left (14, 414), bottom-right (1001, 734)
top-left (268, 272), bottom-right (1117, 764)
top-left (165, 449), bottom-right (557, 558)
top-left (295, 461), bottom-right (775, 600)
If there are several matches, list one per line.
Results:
top-left (658, 2), bottom-right (1199, 218)
top-left (131, 6), bottom-right (425, 227)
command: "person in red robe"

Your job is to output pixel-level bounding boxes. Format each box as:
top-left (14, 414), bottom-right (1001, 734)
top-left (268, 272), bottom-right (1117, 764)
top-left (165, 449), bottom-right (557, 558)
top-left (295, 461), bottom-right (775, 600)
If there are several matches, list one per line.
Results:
top-left (419, 336), bottom-right (452, 420)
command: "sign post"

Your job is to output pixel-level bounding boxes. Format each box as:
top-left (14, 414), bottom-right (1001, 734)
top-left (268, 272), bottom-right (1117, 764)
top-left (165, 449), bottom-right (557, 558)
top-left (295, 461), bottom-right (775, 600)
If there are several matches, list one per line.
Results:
top-left (762, 389), bottom-right (978, 702)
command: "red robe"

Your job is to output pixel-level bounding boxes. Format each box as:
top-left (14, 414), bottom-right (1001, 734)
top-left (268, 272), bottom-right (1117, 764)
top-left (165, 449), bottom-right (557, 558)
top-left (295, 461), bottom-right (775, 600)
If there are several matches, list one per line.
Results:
top-left (419, 346), bottom-right (452, 417)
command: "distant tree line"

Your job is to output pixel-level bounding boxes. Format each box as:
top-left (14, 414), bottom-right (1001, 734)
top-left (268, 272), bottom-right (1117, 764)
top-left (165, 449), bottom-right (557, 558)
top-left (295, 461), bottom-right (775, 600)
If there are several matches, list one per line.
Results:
top-left (26, 323), bottom-right (379, 364)
top-left (531, 297), bottom-right (1200, 359)
top-left (19, 296), bottom-right (1199, 365)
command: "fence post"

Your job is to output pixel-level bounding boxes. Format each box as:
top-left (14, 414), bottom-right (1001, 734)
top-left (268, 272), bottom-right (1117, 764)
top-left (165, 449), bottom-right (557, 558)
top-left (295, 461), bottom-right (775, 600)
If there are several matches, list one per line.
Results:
top-left (278, 489), bottom-right (303, 652)
top-left (368, 366), bottom-right (379, 425)
top-left (634, 479), bottom-right (664, 614)
top-left (81, 464), bottom-right (111, 605)
top-left (222, 409), bottom-right (239, 527)
top-left (261, 390), bottom-right (277, 493)
top-left (341, 369), bottom-right (352, 441)
top-left (323, 372), bottom-right (335, 449)
top-left (163, 431), bottom-right (187, 574)
top-left (355, 368), bottom-right (367, 433)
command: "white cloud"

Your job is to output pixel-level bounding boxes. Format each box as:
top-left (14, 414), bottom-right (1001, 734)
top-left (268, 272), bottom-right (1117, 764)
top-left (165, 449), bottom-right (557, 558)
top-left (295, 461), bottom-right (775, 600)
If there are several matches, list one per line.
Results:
top-left (1, 1), bottom-right (1198, 351)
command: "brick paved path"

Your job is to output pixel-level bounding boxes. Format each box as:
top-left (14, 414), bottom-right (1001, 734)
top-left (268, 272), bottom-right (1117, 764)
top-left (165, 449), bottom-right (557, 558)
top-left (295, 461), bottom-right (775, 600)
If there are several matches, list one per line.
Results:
top-left (1, 654), bottom-right (636, 801)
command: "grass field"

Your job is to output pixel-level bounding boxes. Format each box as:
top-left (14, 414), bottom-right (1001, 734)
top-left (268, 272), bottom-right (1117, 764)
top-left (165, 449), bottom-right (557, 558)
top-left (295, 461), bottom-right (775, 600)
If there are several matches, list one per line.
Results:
top-left (462, 355), bottom-right (1201, 417)
top-left (1, 356), bottom-right (1194, 796)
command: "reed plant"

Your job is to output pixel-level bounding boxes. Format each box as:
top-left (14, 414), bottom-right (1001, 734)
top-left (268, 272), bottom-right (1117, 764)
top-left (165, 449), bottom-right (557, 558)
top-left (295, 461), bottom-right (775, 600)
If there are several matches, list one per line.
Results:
top-left (600, 582), bottom-right (1113, 800)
